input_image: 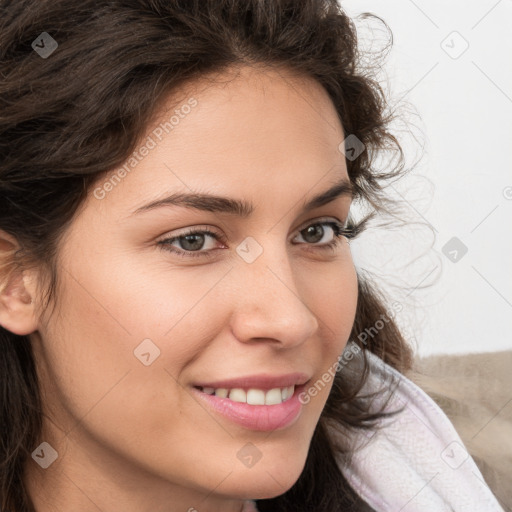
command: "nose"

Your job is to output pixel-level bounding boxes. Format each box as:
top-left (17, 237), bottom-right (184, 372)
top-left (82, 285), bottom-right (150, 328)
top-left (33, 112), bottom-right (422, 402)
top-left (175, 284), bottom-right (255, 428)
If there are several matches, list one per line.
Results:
top-left (228, 243), bottom-right (319, 349)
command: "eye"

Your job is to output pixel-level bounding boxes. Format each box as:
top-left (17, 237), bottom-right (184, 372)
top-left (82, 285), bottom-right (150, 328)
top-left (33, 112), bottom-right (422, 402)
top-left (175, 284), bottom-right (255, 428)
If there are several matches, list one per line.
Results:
top-left (291, 218), bottom-right (362, 254)
top-left (156, 219), bottom-right (363, 259)
top-left (157, 226), bottom-right (223, 259)
top-left (294, 220), bottom-right (345, 247)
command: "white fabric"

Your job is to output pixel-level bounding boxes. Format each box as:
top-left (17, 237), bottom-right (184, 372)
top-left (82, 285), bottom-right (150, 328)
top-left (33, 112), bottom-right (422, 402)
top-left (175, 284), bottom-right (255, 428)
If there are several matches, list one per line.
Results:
top-left (330, 349), bottom-right (505, 511)
top-left (242, 499), bottom-right (259, 511)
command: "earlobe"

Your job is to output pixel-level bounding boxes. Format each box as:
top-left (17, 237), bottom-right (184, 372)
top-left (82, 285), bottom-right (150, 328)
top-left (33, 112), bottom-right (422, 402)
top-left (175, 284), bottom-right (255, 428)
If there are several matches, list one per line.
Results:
top-left (0, 269), bottom-right (39, 336)
top-left (0, 232), bottom-right (39, 336)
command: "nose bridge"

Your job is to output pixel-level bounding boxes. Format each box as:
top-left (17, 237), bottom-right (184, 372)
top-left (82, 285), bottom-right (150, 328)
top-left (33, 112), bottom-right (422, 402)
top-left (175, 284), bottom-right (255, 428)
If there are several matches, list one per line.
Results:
top-left (228, 234), bottom-right (319, 346)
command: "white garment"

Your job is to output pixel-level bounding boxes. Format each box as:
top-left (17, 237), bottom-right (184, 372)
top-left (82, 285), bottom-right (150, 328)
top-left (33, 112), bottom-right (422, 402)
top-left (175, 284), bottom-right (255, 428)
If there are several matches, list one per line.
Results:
top-left (329, 349), bottom-right (505, 511)
top-left (242, 499), bottom-right (259, 511)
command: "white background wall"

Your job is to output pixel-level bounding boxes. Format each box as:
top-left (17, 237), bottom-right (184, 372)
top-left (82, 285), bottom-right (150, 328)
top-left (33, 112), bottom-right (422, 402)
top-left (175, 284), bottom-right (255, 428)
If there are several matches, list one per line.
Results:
top-left (340, 0), bottom-right (512, 356)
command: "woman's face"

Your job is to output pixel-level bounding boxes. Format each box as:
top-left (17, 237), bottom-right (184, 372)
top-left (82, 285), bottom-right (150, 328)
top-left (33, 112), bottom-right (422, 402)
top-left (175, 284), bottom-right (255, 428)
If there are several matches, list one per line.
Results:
top-left (26, 65), bottom-right (358, 511)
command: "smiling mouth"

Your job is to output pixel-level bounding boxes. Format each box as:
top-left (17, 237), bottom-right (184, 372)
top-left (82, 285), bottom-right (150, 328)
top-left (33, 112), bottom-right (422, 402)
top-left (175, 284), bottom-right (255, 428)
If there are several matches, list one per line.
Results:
top-left (191, 381), bottom-right (308, 431)
top-left (194, 385), bottom-right (296, 405)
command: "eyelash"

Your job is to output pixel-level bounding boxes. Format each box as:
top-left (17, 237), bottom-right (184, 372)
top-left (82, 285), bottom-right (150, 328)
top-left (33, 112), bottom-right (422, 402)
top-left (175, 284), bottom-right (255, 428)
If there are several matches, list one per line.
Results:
top-left (156, 218), bottom-right (364, 259)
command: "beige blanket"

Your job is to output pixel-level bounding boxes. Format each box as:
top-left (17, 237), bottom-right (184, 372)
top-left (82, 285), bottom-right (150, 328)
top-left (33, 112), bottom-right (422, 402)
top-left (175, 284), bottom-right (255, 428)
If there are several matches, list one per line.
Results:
top-left (407, 351), bottom-right (512, 511)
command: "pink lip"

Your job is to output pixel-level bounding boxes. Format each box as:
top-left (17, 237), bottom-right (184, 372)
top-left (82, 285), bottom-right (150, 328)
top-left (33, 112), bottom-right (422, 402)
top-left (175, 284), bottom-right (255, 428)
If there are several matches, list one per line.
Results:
top-left (192, 372), bottom-right (310, 391)
top-left (190, 383), bottom-right (308, 432)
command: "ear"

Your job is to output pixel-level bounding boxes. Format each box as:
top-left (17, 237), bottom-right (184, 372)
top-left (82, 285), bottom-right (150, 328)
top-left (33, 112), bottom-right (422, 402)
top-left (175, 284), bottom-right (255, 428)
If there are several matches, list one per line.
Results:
top-left (0, 230), bottom-right (39, 336)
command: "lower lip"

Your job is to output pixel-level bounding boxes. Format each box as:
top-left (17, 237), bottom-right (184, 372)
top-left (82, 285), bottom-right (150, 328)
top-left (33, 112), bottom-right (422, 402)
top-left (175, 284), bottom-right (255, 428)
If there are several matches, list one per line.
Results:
top-left (190, 384), bottom-right (306, 432)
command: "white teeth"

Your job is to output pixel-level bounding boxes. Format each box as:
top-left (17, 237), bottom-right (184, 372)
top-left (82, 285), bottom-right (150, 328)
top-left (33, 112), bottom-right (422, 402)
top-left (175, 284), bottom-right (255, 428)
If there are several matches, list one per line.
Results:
top-left (247, 389), bottom-right (265, 405)
top-left (228, 388), bottom-right (246, 403)
top-left (281, 385), bottom-right (294, 401)
top-left (265, 388), bottom-right (282, 405)
top-left (200, 385), bottom-right (295, 404)
top-left (214, 388), bottom-right (228, 398)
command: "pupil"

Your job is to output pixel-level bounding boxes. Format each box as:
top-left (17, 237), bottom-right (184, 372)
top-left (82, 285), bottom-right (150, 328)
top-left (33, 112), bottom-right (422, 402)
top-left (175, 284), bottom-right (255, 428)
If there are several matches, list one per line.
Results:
top-left (304, 225), bottom-right (323, 243)
top-left (182, 234), bottom-right (204, 251)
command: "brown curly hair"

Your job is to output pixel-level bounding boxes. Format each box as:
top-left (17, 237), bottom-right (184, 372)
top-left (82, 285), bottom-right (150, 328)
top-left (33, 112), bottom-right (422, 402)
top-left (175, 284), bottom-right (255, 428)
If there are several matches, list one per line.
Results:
top-left (0, 1), bottom-right (414, 510)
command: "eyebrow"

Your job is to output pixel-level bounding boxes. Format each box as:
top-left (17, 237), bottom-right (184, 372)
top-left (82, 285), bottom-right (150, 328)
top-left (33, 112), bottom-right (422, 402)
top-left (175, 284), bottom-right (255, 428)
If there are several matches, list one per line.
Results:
top-left (130, 177), bottom-right (353, 218)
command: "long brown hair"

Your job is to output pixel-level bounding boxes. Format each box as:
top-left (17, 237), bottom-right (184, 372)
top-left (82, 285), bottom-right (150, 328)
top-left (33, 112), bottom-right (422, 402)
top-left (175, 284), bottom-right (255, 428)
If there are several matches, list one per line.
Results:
top-left (0, 1), bottom-right (414, 510)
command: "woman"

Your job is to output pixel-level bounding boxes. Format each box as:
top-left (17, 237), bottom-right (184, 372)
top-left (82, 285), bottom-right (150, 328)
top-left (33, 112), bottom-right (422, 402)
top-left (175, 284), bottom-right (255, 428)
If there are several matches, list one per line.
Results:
top-left (0, 1), bottom-right (504, 511)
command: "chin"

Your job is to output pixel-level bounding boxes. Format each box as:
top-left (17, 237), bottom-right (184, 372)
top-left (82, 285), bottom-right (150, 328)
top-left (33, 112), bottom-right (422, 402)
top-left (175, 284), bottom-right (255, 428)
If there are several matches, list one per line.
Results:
top-left (225, 454), bottom-right (307, 500)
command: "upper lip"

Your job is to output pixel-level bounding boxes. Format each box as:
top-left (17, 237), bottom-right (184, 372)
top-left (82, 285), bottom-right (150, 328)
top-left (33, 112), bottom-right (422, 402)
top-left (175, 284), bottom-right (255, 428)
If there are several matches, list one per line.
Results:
top-left (192, 372), bottom-right (311, 391)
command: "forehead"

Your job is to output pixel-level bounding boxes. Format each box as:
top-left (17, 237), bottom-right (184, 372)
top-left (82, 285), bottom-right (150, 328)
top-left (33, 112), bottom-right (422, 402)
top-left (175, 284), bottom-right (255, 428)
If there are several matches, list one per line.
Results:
top-left (89, 64), bottom-right (350, 217)
top-left (144, 63), bottom-right (346, 159)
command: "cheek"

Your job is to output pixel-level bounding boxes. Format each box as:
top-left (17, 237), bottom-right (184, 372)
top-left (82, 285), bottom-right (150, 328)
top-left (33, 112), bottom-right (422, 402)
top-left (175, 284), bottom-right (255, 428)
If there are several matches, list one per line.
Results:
top-left (299, 255), bottom-right (358, 408)
top-left (330, 261), bottom-right (359, 369)
top-left (37, 265), bottom-right (219, 476)
top-left (38, 246), bottom-right (231, 426)
top-left (307, 252), bottom-right (358, 348)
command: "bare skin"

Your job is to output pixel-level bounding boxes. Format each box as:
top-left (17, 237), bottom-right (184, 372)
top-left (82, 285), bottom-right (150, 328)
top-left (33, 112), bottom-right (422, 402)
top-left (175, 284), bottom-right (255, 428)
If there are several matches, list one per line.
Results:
top-left (0, 64), bottom-right (358, 512)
